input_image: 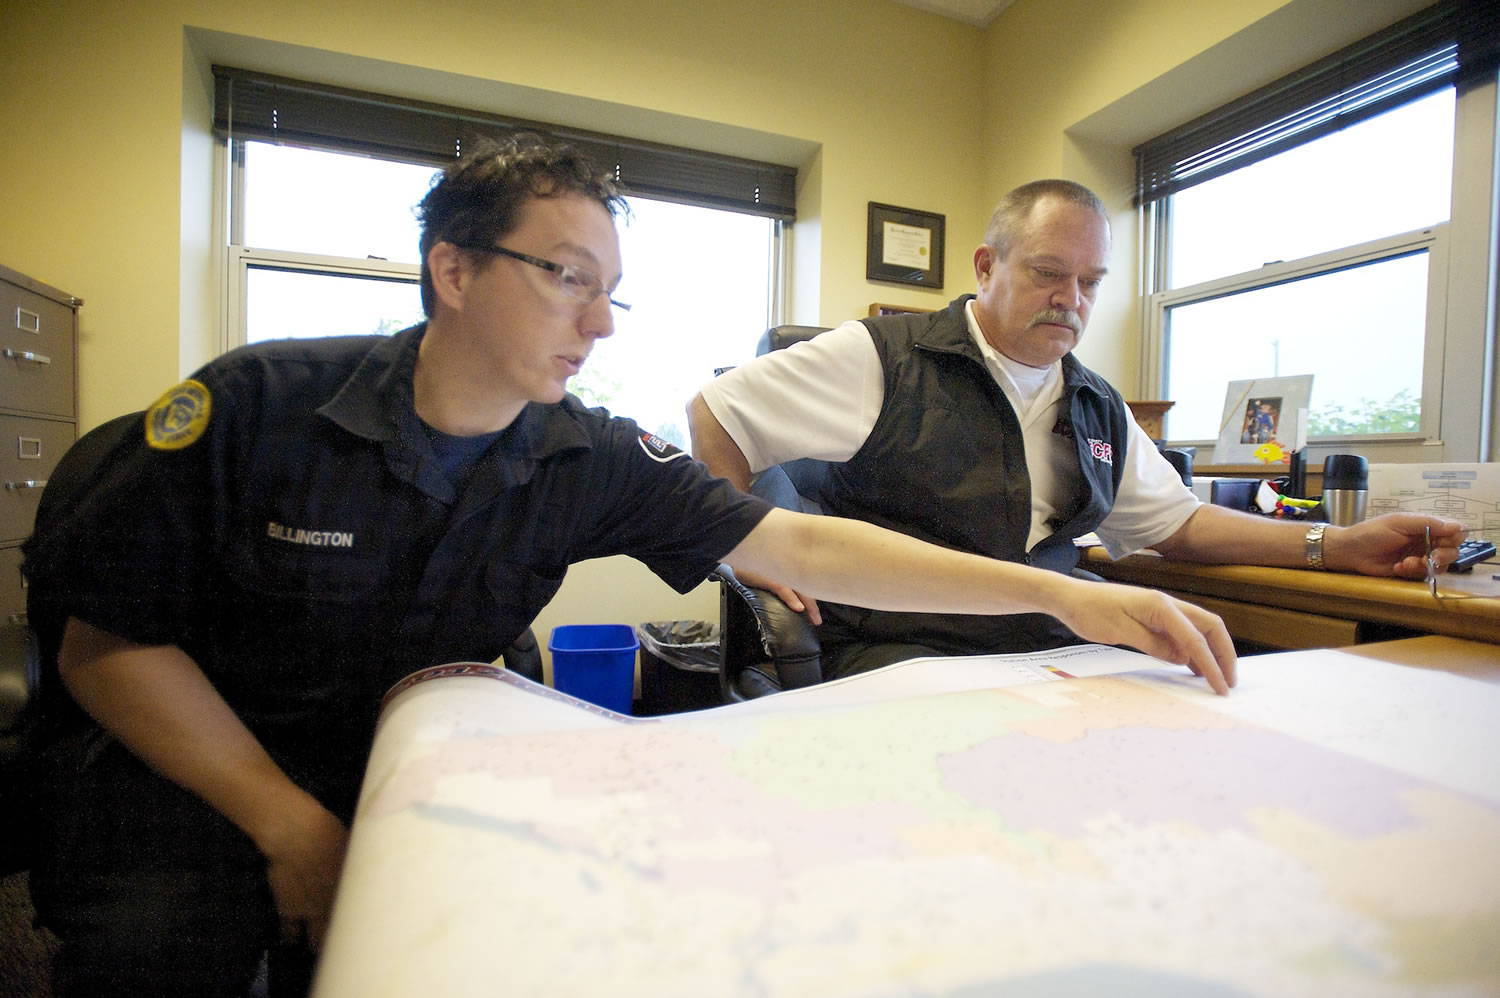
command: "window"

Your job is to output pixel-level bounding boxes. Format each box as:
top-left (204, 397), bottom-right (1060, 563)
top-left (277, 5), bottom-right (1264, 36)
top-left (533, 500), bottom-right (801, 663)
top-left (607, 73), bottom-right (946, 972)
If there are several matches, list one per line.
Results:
top-left (1161, 241), bottom-right (1438, 443)
top-left (231, 142), bottom-right (433, 344)
top-left (1155, 93), bottom-right (1452, 443)
top-left (1135, 0), bottom-right (1499, 453)
top-left (217, 69), bottom-right (795, 446)
top-left (1164, 90), bottom-right (1454, 291)
top-left (227, 141), bottom-right (778, 445)
top-left (587, 198), bottom-right (774, 444)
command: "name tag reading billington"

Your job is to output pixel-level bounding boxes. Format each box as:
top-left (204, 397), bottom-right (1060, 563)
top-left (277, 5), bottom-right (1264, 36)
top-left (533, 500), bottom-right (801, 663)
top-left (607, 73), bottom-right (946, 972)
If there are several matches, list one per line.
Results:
top-left (266, 522), bottom-right (356, 549)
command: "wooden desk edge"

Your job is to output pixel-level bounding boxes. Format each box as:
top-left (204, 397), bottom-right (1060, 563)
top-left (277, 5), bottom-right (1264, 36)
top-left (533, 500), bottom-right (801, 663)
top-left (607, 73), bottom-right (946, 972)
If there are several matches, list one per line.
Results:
top-left (1335, 635), bottom-right (1500, 684)
top-left (1083, 547), bottom-right (1500, 644)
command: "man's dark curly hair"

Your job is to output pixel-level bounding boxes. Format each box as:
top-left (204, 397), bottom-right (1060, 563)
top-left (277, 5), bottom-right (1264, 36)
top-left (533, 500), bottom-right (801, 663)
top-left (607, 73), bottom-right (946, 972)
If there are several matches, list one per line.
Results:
top-left (416, 133), bottom-right (627, 315)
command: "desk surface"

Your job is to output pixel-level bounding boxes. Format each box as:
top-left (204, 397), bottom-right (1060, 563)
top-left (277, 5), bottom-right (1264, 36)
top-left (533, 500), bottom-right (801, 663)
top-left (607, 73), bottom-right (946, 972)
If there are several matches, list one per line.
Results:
top-left (315, 641), bottom-right (1500, 997)
top-left (1084, 546), bottom-right (1500, 645)
top-left (1340, 632), bottom-right (1500, 683)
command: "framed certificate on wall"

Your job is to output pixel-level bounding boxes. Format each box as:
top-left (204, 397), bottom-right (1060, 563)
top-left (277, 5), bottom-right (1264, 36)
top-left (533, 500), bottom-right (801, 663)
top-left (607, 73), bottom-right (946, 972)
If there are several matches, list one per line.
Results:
top-left (867, 202), bottom-right (945, 288)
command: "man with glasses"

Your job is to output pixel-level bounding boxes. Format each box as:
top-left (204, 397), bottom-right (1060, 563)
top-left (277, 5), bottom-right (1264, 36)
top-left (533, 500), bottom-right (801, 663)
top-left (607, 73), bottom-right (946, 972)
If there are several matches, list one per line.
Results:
top-left (688, 179), bottom-right (1467, 679)
top-left (24, 137), bottom-right (1247, 997)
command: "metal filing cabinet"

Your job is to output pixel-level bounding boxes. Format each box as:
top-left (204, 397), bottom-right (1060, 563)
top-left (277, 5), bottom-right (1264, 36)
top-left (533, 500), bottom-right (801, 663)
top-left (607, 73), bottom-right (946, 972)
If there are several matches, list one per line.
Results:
top-left (0, 264), bottom-right (80, 626)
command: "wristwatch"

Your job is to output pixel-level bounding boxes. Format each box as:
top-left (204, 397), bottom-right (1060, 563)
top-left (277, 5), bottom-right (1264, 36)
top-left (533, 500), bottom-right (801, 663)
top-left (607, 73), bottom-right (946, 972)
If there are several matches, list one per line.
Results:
top-left (1305, 523), bottom-right (1327, 571)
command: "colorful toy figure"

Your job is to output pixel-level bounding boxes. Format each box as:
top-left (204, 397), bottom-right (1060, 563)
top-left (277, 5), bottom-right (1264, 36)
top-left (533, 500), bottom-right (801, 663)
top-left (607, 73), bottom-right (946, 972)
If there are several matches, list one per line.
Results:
top-left (1252, 440), bottom-right (1287, 464)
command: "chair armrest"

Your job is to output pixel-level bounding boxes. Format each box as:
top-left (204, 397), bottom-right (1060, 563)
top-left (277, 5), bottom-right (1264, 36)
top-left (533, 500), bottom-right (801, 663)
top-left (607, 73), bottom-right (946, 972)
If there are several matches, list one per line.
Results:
top-left (0, 622), bottom-right (41, 875)
top-left (501, 627), bottom-right (543, 683)
top-left (714, 567), bottom-right (822, 701)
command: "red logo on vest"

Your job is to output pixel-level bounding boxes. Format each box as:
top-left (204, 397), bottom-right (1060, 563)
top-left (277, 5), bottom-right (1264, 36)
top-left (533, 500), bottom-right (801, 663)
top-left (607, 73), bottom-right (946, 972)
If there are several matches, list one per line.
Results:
top-left (1088, 438), bottom-right (1113, 465)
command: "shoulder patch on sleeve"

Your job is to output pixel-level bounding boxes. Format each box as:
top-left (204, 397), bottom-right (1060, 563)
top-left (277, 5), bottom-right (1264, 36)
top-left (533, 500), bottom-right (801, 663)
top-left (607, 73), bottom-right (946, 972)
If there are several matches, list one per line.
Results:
top-left (638, 430), bottom-right (689, 463)
top-left (145, 379), bottom-right (212, 450)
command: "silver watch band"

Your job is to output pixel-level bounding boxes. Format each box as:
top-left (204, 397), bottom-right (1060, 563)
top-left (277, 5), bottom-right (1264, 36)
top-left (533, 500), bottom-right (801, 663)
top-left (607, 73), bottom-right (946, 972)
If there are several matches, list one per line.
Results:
top-left (1305, 523), bottom-right (1327, 571)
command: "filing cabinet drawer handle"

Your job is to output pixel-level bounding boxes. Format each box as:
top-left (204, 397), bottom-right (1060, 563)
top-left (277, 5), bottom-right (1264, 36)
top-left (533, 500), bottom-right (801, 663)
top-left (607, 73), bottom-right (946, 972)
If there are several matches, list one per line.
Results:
top-left (15, 307), bottom-right (40, 334)
top-left (3, 348), bottom-right (51, 366)
top-left (5, 479), bottom-right (47, 491)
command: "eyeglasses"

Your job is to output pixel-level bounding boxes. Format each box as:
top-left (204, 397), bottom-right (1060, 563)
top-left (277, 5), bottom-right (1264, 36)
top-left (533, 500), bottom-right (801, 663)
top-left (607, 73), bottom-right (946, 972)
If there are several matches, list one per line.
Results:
top-left (463, 244), bottom-right (631, 312)
top-left (1426, 525), bottom-right (1490, 604)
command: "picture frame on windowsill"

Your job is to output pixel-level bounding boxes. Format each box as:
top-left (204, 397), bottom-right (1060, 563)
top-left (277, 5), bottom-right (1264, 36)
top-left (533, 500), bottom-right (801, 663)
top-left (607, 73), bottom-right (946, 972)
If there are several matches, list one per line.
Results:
top-left (1214, 374), bottom-right (1315, 466)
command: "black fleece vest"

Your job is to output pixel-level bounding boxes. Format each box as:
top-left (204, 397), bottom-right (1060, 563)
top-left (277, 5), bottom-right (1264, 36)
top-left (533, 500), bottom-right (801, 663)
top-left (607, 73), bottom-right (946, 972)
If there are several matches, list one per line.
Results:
top-left (814, 295), bottom-right (1132, 656)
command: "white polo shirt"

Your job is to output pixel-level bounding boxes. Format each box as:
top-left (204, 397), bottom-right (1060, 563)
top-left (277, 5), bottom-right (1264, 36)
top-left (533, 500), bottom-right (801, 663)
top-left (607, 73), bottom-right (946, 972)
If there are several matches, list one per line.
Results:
top-left (700, 300), bottom-right (1201, 559)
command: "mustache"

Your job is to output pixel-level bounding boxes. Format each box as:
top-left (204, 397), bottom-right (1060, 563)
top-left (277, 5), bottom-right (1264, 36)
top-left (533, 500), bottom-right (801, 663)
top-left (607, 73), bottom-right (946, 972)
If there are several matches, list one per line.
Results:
top-left (1028, 309), bottom-right (1082, 334)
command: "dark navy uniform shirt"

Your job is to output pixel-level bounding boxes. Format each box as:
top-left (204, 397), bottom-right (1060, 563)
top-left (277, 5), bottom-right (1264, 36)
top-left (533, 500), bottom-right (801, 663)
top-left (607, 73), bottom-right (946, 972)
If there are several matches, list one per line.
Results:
top-left (24, 325), bottom-right (771, 816)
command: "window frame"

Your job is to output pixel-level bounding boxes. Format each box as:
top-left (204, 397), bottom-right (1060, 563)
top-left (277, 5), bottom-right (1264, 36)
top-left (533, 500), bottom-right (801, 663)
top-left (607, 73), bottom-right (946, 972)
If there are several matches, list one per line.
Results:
top-left (1138, 75), bottom-right (1498, 462)
top-left (224, 245), bottom-right (422, 354)
top-left (1145, 222), bottom-right (1449, 447)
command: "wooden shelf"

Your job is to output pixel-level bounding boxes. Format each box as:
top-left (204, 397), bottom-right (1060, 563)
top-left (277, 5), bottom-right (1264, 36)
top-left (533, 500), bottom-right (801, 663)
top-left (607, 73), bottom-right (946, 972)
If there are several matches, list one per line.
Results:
top-left (1126, 400), bottom-right (1173, 440)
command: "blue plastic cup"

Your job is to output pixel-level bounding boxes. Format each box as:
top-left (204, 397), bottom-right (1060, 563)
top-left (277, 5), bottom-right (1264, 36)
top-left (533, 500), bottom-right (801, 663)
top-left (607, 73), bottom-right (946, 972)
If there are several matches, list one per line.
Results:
top-left (548, 624), bottom-right (638, 714)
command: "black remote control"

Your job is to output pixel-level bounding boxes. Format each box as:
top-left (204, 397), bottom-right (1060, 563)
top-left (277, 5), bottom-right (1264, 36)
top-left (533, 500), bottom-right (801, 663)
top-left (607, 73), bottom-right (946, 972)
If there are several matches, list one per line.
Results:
top-left (1449, 538), bottom-right (1496, 573)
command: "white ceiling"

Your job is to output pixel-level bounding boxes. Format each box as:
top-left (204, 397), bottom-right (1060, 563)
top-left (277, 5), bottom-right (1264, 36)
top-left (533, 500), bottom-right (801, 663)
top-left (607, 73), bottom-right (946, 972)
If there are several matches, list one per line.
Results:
top-left (886, 0), bottom-right (1016, 27)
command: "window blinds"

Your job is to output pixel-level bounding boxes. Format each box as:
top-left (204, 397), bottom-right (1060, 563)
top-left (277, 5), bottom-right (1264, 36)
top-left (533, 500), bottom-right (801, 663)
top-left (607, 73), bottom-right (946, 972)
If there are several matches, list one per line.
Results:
top-left (213, 66), bottom-right (798, 221)
top-left (1133, 0), bottom-right (1500, 206)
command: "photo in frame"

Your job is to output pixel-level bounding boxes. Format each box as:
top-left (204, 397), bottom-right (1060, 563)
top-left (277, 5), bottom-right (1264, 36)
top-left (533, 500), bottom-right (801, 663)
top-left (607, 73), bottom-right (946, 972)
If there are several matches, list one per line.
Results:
top-left (866, 202), bottom-right (945, 288)
top-left (1215, 375), bottom-right (1315, 465)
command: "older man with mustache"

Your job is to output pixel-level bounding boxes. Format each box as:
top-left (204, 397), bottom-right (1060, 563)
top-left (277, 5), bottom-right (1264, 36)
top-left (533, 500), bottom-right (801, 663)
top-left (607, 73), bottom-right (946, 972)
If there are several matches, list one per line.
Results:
top-left (688, 179), bottom-right (1462, 679)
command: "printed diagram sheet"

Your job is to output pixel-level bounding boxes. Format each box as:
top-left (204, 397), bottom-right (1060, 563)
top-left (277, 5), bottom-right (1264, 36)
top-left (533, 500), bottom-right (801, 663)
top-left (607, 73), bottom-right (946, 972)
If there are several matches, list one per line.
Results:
top-left (1367, 462), bottom-right (1500, 532)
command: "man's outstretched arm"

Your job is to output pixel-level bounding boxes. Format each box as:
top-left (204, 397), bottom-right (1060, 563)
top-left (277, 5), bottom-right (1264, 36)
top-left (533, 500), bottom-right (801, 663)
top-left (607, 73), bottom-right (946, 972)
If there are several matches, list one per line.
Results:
top-left (726, 508), bottom-right (1238, 695)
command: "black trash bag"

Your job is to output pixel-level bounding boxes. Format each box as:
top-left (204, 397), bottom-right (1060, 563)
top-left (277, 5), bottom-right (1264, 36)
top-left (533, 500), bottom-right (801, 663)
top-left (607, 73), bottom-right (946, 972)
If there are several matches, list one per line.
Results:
top-left (635, 620), bottom-right (721, 715)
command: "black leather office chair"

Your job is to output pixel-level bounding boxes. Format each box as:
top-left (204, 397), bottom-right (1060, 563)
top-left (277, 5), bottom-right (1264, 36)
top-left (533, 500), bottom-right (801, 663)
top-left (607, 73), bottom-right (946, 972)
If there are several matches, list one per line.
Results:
top-left (0, 621), bottom-right (41, 878)
top-left (715, 325), bottom-right (835, 702)
top-left (715, 566), bottom-right (822, 700)
top-left (754, 324), bottom-right (828, 355)
top-left (1209, 478), bottom-right (1257, 511)
top-left (1157, 445), bottom-right (1194, 486)
top-left (0, 412), bottom-right (139, 881)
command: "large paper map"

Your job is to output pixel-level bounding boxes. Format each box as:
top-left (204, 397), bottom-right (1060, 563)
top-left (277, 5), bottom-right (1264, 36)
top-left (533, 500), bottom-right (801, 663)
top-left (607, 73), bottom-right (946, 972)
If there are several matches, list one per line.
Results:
top-left (314, 645), bottom-right (1500, 997)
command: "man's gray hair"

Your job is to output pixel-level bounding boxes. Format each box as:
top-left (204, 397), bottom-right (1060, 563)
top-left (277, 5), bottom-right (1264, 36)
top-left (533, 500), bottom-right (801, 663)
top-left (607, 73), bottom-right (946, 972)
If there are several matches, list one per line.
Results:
top-left (983, 180), bottom-right (1107, 259)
